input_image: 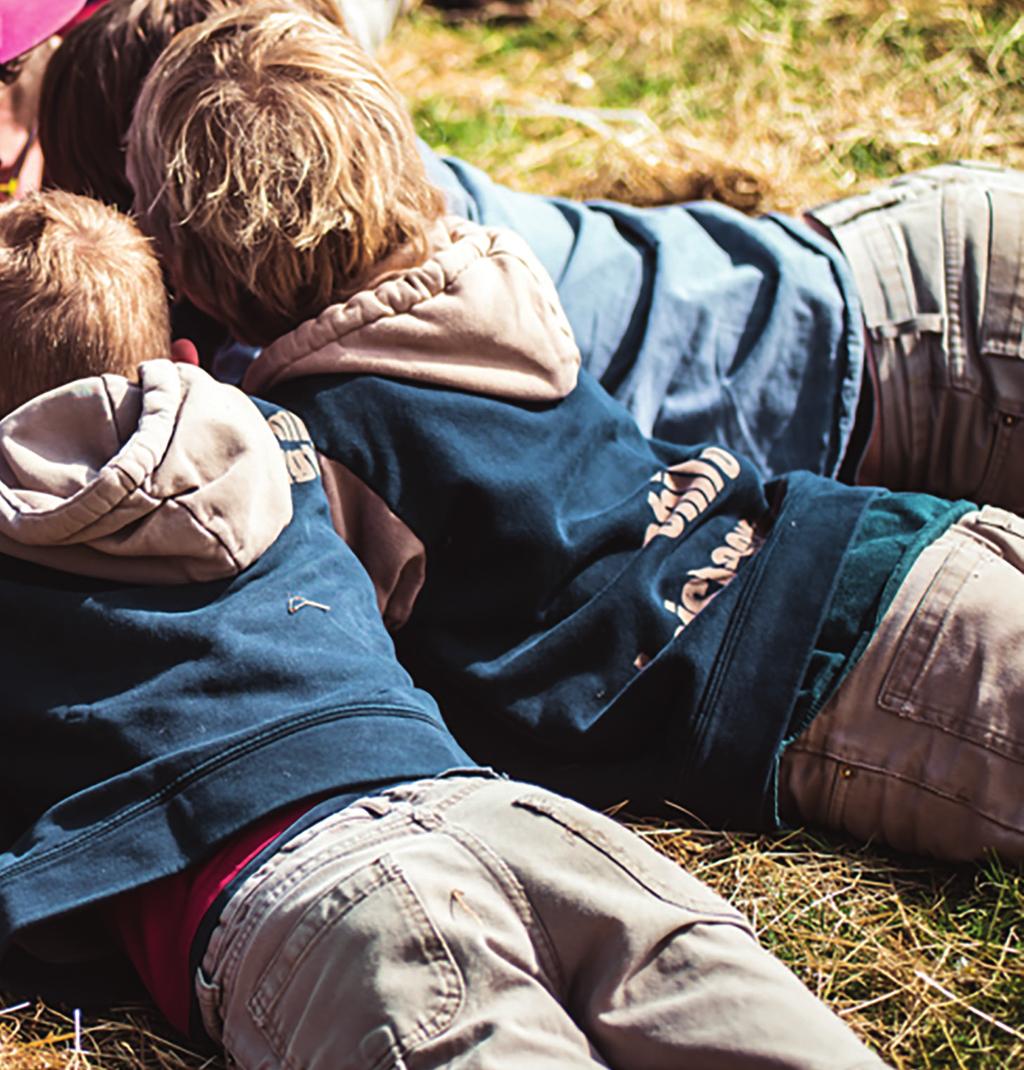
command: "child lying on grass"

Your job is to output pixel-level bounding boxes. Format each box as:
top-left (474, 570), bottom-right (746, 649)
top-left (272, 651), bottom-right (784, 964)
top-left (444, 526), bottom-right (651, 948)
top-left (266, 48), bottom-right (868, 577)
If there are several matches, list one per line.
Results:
top-left (126, 3), bottom-right (1024, 865)
top-left (0, 189), bottom-right (887, 1068)
top-left (42, 0), bottom-right (1024, 512)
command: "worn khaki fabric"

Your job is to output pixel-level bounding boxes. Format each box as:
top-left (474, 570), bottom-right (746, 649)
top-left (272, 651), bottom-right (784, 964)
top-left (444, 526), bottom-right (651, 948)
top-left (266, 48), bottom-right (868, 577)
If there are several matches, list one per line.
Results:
top-left (809, 161), bottom-right (1024, 512)
top-left (781, 506), bottom-right (1024, 862)
top-left (198, 776), bottom-right (888, 1070)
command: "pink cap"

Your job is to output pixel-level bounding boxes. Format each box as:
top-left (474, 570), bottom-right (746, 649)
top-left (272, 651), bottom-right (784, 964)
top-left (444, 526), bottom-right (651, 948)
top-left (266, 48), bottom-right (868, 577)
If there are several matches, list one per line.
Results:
top-left (0, 1), bottom-right (87, 64)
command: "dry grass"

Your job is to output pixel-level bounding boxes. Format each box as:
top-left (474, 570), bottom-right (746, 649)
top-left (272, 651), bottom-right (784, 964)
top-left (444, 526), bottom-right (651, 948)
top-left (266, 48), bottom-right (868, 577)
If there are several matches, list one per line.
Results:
top-left (0, 1002), bottom-right (215, 1070)
top-left (4, 1), bottom-right (1023, 1066)
top-left (639, 827), bottom-right (1024, 1068)
top-left (385, 0), bottom-right (1024, 210)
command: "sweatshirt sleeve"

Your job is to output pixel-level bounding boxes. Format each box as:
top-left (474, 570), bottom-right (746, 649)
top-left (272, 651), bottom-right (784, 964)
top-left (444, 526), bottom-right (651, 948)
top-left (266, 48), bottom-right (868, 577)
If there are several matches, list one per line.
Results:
top-left (316, 451), bottom-right (426, 630)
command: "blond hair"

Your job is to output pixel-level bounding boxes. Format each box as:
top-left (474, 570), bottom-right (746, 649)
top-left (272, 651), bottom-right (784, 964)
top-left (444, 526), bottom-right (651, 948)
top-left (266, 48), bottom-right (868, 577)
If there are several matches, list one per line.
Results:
top-left (40, 0), bottom-right (353, 214)
top-left (128, 4), bottom-right (445, 345)
top-left (0, 191), bottom-right (170, 416)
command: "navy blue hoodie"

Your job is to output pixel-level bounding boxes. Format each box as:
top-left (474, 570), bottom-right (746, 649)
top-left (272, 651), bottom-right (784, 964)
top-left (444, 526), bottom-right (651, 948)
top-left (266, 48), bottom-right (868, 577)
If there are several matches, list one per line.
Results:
top-left (244, 220), bottom-right (888, 830)
top-left (0, 361), bottom-right (475, 987)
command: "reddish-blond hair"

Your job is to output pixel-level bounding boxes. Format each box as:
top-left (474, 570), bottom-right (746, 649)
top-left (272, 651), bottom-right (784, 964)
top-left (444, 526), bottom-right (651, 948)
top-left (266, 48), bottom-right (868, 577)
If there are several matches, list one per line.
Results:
top-left (0, 191), bottom-right (170, 416)
top-left (127, 3), bottom-right (445, 345)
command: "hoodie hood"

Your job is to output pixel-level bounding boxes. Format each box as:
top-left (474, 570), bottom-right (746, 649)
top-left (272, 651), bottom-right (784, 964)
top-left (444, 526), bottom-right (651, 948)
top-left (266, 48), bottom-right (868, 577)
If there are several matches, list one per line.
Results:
top-left (244, 218), bottom-right (581, 400)
top-left (0, 360), bottom-right (292, 584)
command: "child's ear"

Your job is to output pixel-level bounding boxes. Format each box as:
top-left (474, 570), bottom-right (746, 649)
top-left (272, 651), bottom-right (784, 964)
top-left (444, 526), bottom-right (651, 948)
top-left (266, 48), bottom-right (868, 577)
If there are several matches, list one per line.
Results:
top-left (170, 338), bottom-right (200, 366)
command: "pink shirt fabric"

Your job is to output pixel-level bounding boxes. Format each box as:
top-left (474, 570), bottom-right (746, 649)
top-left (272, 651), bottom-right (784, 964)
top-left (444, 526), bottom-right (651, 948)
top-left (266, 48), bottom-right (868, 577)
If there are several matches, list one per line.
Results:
top-left (109, 802), bottom-right (313, 1034)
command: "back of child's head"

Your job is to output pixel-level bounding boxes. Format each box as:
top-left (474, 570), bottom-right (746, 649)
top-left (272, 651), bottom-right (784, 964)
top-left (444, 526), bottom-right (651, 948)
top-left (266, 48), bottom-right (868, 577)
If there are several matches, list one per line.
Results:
top-left (40, 0), bottom-right (215, 213)
top-left (0, 189), bottom-right (170, 416)
top-left (127, 2), bottom-right (445, 346)
top-left (40, 0), bottom-right (352, 214)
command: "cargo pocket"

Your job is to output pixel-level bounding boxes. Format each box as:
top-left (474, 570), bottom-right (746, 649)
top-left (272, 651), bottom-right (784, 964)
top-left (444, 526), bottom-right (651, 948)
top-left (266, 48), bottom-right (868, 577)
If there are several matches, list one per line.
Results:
top-left (975, 185), bottom-right (1024, 409)
top-left (247, 854), bottom-right (463, 1070)
top-left (964, 186), bottom-right (1024, 505)
top-left (877, 528), bottom-right (1024, 763)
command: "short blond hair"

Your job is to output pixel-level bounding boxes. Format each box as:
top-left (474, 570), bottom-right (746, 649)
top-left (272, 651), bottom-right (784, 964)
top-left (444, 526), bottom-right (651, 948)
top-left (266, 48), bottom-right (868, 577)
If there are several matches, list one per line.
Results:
top-left (128, 4), bottom-right (445, 345)
top-left (40, 0), bottom-right (354, 214)
top-left (0, 191), bottom-right (171, 417)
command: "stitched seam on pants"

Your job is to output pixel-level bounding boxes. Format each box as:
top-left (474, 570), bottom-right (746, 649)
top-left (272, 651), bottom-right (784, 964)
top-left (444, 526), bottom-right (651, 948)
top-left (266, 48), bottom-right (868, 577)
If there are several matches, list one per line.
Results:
top-left (941, 181), bottom-right (966, 381)
top-left (249, 812), bottom-right (418, 909)
top-left (977, 503), bottom-right (1024, 537)
top-left (878, 537), bottom-right (1024, 761)
top-left (207, 864), bottom-right (284, 1012)
top-left (810, 711), bottom-right (1024, 766)
top-left (209, 809), bottom-right (417, 1020)
top-left (400, 776), bottom-right (492, 819)
top-left (512, 795), bottom-right (748, 924)
top-left (249, 854), bottom-right (464, 1068)
top-left (878, 538), bottom-right (976, 719)
top-left (247, 856), bottom-right (395, 1035)
top-left (438, 820), bottom-right (568, 997)
top-left (821, 753), bottom-right (847, 830)
top-left (366, 780), bottom-right (569, 993)
top-left (811, 753), bottom-right (1022, 832)
top-left (903, 335), bottom-right (934, 482)
top-left (979, 187), bottom-right (1024, 359)
top-left (975, 417), bottom-right (1019, 505)
top-left (872, 334), bottom-right (933, 490)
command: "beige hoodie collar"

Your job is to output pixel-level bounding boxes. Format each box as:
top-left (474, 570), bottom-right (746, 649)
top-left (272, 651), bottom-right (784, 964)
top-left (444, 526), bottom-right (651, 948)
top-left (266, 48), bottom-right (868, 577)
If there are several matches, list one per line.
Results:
top-left (244, 218), bottom-right (581, 401)
top-left (0, 360), bottom-right (292, 584)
